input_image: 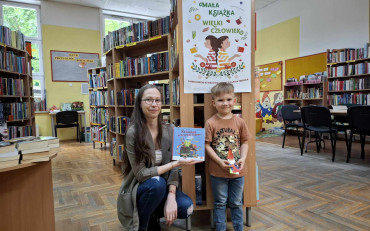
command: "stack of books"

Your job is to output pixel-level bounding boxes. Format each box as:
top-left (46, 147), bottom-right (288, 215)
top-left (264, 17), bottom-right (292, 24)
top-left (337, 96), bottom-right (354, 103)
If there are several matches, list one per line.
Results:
top-left (17, 136), bottom-right (60, 163)
top-left (0, 142), bottom-right (20, 169)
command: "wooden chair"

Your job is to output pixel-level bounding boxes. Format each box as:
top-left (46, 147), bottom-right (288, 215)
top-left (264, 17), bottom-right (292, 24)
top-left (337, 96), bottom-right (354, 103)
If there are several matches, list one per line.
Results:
top-left (347, 105), bottom-right (370, 163)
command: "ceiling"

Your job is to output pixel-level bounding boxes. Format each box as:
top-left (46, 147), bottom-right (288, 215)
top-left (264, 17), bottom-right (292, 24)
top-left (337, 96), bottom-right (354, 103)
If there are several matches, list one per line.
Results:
top-left (9, 0), bottom-right (280, 18)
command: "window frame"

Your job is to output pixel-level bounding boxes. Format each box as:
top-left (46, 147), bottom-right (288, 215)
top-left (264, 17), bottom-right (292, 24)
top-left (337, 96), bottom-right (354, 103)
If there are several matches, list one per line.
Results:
top-left (0, 1), bottom-right (44, 100)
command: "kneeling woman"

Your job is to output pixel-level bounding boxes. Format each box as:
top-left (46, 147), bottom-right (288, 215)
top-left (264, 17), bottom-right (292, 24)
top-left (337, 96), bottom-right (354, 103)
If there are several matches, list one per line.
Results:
top-left (117, 84), bottom-right (197, 231)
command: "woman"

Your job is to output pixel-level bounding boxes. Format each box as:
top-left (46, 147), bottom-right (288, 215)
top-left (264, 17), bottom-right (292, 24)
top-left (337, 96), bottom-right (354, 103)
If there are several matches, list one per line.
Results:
top-left (117, 84), bottom-right (197, 231)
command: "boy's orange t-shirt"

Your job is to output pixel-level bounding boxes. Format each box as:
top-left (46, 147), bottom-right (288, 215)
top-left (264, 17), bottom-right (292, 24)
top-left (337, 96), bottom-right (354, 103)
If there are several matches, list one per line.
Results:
top-left (205, 114), bottom-right (251, 178)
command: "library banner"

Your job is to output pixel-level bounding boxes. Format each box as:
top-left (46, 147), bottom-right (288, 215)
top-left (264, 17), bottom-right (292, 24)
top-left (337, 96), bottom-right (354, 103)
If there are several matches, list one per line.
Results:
top-left (51, 50), bottom-right (99, 82)
top-left (182, 0), bottom-right (252, 93)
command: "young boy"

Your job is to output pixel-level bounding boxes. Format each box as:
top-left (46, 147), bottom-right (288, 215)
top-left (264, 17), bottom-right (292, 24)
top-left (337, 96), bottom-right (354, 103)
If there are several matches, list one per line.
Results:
top-left (205, 82), bottom-right (250, 231)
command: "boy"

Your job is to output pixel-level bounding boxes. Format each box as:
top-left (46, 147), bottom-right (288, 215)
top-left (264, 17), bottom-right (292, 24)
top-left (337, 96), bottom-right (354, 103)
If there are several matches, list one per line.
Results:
top-left (205, 82), bottom-right (250, 231)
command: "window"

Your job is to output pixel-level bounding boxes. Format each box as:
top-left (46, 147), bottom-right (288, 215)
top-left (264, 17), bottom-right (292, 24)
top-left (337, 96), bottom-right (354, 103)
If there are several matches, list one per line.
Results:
top-left (105, 18), bottom-right (130, 36)
top-left (1, 2), bottom-right (44, 99)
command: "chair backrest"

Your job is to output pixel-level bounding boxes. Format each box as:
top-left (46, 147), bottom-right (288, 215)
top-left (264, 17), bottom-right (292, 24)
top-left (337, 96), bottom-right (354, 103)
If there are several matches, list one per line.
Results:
top-left (348, 105), bottom-right (370, 133)
top-left (301, 106), bottom-right (332, 128)
top-left (56, 111), bottom-right (78, 125)
top-left (281, 104), bottom-right (301, 122)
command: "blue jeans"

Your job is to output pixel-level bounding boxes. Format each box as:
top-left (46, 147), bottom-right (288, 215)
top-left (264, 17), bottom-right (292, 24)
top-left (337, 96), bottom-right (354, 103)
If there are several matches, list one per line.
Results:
top-left (137, 176), bottom-right (193, 230)
top-left (210, 175), bottom-right (244, 231)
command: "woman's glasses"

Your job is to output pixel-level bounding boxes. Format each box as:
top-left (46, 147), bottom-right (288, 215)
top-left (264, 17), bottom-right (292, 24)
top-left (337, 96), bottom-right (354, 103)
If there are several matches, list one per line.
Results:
top-left (142, 98), bottom-right (162, 105)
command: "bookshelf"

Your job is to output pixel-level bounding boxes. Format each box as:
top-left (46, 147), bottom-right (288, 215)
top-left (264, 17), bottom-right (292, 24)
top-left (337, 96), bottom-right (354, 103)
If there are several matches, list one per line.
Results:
top-left (326, 46), bottom-right (370, 105)
top-left (0, 27), bottom-right (35, 139)
top-left (170, 0), bottom-right (257, 225)
top-left (104, 17), bottom-right (171, 165)
top-left (88, 67), bottom-right (108, 149)
top-left (283, 74), bottom-right (327, 107)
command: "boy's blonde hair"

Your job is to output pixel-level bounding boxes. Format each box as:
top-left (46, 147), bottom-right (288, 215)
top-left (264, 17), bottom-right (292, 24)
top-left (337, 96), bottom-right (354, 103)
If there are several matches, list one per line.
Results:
top-left (211, 82), bottom-right (235, 99)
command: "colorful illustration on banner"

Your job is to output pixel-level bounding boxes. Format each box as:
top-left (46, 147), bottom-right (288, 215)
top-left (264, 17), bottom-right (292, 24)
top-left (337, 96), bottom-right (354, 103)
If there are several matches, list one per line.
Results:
top-left (183, 0), bottom-right (252, 93)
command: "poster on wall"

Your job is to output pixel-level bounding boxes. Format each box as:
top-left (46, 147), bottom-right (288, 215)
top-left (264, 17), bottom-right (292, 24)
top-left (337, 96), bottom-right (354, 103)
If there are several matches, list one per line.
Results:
top-left (182, 0), bottom-right (252, 93)
top-left (51, 50), bottom-right (99, 82)
top-left (256, 61), bottom-right (282, 92)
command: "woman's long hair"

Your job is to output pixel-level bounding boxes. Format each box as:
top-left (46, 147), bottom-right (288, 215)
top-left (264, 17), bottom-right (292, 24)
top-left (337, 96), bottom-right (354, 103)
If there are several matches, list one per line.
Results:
top-left (121, 84), bottom-right (163, 175)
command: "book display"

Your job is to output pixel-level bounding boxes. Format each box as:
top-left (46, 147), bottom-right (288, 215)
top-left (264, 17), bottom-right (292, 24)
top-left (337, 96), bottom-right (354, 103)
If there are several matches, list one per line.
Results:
top-left (0, 26), bottom-right (35, 140)
top-left (170, 0), bottom-right (257, 225)
top-left (283, 72), bottom-right (327, 107)
top-left (88, 67), bottom-right (108, 149)
top-left (327, 44), bottom-right (370, 105)
top-left (104, 16), bottom-right (171, 164)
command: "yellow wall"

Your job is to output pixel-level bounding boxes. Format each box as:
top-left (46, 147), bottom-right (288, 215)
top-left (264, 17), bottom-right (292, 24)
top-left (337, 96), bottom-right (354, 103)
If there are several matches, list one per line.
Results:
top-left (37, 24), bottom-right (101, 139)
top-left (255, 17), bottom-right (300, 130)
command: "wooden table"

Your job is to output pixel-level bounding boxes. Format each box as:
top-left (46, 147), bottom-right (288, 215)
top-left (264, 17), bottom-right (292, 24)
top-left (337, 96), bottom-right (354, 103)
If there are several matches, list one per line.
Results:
top-left (0, 156), bottom-right (56, 231)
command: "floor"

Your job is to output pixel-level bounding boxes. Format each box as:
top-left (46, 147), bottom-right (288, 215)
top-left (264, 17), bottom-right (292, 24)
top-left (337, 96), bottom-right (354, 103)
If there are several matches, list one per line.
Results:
top-left (53, 134), bottom-right (370, 230)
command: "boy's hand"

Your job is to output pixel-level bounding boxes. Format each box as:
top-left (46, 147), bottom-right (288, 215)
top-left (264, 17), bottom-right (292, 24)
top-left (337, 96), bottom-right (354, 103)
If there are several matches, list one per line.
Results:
top-left (236, 158), bottom-right (246, 171)
top-left (218, 159), bottom-right (231, 170)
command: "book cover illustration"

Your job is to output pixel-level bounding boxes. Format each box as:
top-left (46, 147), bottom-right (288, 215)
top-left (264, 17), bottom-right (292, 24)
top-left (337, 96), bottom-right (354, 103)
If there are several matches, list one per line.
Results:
top-left (227, 148), bottom-right (240, 175)
top-left (61, 103), bottom-right (72, 111)
top-left (172, 127), bottom-right (205, 161)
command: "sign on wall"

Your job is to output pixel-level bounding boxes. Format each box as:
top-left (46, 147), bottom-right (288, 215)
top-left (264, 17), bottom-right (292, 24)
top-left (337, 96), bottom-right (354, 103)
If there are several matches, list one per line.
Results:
top-left (51, 50), bottom-right (99, 82)
top-left (256, 61), bottom-right (283, 92)
top-left (182, 0), bottom-right (252, 93)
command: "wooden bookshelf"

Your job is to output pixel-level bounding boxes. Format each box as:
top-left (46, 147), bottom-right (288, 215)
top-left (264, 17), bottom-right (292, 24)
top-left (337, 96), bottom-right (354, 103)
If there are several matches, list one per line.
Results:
top-left (105, 17), bottom-right (171, 165)
top-left (87, 67), bottom-right (108, 149)
top-left (326, 46), bottom-right (370, 105)
top-left (170, 0), bottom-right (257, 226)
top-left (283, 81), bottom-right (327, 107)
top-left (0, 34), bottom-right (35, 139)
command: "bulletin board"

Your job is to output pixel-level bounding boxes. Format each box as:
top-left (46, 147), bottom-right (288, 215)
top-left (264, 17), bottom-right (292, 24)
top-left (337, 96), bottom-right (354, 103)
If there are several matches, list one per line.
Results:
top-left (285, 52), bottom-right (326, 80)
top-left (51, 50), bottom-right (99, 82)
top-left (256, 61), bottom-right (282, 92)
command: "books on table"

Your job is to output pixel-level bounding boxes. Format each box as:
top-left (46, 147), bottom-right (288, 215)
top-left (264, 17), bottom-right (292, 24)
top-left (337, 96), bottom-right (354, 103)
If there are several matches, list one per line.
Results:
top-left (0, 143), bottom-right (20, 168)
top-left (172, 127), bottom-right (205, 161)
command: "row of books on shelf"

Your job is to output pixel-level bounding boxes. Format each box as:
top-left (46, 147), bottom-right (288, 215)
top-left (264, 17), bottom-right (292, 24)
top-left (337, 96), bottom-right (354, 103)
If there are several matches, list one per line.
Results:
top-left (327, 43), bottom-right (370, 63)
top-left (115, 52), bottom-right (169, 77)
top-left (109, 116), bottom-right (130, 134)
top-left (107, 63), bottom-right (113, 80)
top-left (110, 138), bottom-right (124, 161)
top-left (0, 49), bottom-right (27, 73)
top-left (90, 108), bottom-right (108, 125)
top-left (170, 29), bottom-right (178, 69)
top-left (0, 77), bottom-right (24, 96)
top-left (34, 98), bottom-right (47, 112)
top-left (302, 87), bottom-right (323, 99)
top-left (103, 16), bottom-right (170, 52)
top-left (0, 102), bottom-right (29, 121)
top-left (0, 25), bottom-right (25, 50)
top-left (89, 91), bottom-right (108, 106)
top-left (328, 78), bottom-right (370, 91)
top-left (327, 62), bottom-right (370, 77)
top-left (327, 93), bottom-right (370, 105)
top-left (0, 136), bottom-right (59, 168)
top-left (89, 69), bottom-right (107, 88)
top-left (117, 88), bottom-right (139, 106)
top-left (91, 126), bottom-right (107, 142)
top-left (286, 71), bottom-right (326, 85)
top-left (7, 126), bottom-right (33, 139)
top-left (172, 76), bottom-right (180, 105)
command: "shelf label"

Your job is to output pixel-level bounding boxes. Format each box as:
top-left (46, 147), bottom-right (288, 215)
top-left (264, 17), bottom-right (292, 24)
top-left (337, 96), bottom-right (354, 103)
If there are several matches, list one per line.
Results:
top-left (116, 44), bottom-right (125, 49)
top-left (126, 42), bottom-right (136, 47)
top-left (149, 35), bottom-right (162, 41)
top-left (0, 42), bottom-right (6, 47)
top-left (346, 60), bottom-right (355, 63)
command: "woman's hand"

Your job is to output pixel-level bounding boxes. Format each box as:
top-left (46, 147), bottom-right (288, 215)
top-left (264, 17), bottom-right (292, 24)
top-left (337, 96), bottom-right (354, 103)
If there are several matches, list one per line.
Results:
top-left (177, 159), bottom-right (202, 166)
top-left (164, 193), bottom-right (177, 226)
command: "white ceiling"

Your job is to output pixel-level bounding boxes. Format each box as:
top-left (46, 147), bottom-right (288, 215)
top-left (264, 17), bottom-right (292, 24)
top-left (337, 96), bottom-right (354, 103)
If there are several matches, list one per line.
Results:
top-left (8, 0), bottom-right (280, 18)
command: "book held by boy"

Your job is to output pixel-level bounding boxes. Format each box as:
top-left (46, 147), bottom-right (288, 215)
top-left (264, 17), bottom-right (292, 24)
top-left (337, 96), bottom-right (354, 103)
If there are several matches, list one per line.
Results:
top-left (172, 127), bottom-right (205, 161)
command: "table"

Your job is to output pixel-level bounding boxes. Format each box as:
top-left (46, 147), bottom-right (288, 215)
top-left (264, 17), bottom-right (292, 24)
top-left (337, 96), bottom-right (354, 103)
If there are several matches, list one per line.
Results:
top-left (50, 111), bottom-right (87, 141)
top-left (0, 157), bottom-right (56, 231)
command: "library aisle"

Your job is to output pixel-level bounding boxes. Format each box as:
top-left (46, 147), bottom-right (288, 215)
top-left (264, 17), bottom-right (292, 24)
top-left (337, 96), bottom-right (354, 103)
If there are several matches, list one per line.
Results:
top-left (53, 139), bottom-right (370, 231)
